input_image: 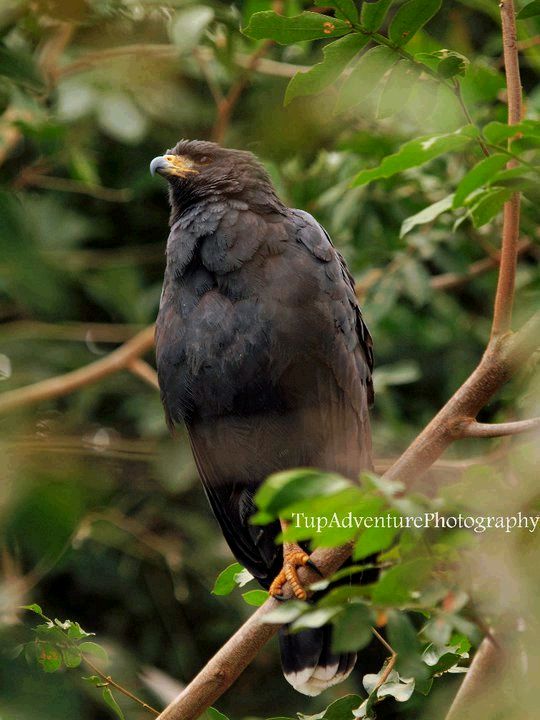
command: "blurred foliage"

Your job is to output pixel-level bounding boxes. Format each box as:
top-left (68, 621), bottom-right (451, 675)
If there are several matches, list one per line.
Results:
top-left (0, 0), bottom-right (539, 719)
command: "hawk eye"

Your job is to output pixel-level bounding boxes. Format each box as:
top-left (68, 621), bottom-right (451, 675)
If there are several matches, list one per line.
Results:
top-left (198, 155), bottom-right (211, 164)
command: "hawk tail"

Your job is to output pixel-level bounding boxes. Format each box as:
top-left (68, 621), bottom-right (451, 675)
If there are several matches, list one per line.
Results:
top-left (279, 624), bottom-right (356, 696)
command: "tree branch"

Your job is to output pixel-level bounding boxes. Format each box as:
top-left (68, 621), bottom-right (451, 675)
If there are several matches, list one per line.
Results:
top-left (456, 416), bottom-right (540, 438)
top-left (444, 636), bottom-right (503, 720)
top-left (156, 545), bottom-right (353, 720)
top-left (0, 325), bottom-right (155, 414)
top-left (491, 0), bottom-right (523, 338)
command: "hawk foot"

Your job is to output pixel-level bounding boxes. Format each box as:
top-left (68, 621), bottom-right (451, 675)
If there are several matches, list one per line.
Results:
top-left (269, 549), bottom-right (320, 601)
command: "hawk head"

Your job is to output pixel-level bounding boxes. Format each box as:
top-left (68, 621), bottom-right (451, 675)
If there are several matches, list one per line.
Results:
top-left (150, 139), bottom-right (283, 214)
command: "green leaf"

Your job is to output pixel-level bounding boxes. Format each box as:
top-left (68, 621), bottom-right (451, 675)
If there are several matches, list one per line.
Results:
top-left (377, 59), bottom-right (421, 118)
top-left (212, 562), bottom-right (250, 595)
top-left (79, 642), bottom-right (109, 663)
top-left (0, 45), bottom-right (45, 91)
top-left (517, 0), bottom-right (540, 19)
top-left (291, 607), bottom-right (341, 631)
top-left (335, 45), bottom-right (398, 114)
top-left (22, 604), bottom-right (45, 618)
top-left (254, 469), bottom-right (351, 522)
top-left (467, 187), bottom-right (512, 227)
top-left (351, 125), bottom-right (477, 186)
top-left (62, 646), bottom-right (82, 669)
top-left (482, 119), bottom-right (540, 145)
top-left (263, 602), bottom-right (308, 624)
top-left (388, 0), bottom-right (442, 46)
top-left (353, 519), bottom-right (401, 559)
top-left (243, 11), bottom-right (351, 44)
top-left (242, 589), bottom-right (269, 606)
top-left (102, 688), bottom-right (125, 720)
top-left (400, 194), bottom-right (455, 238)
top-left (37, 643), bottom-right (63, 673)
top-left (437, 51), bottom-right (469, 78)
top-left (285, 33), bottom-right (369, 105)
top-left (67, 621), bottom-right (94, 640)
top-left (360, 0), bottom-right (394, 31)
top-left (170, 6), bottom-right (214, 51)
top-left (83, 675), bottom-right (104, 687)
top-left (317, 0), bottom-right (358, 23)
top-left (299, 694), bottom-right (363, 720)
top-left (372, 558), bottom-right (433, 605)
top-left (332, 603), bottom-right (373, 652)
top-left (453, 153), bottom-right (508, 207)
top-left (387, 611), bottom-right (430, 680)
top-left (207, 709), bottom-right (230, 720)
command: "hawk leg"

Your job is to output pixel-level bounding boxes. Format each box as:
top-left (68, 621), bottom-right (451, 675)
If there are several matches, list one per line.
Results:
top-left (269, 522), bottom-right (321, 601)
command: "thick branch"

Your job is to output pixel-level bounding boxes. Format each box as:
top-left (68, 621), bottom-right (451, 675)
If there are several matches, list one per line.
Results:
top-left (456, 416), bottom-right (540, 438)
top-left (444, 637), bottom-right (502, 720)
top-left (156, 545), bottom-right (352, 720)
top-left (155, 308), bottom-right (539, 720)
top-left (0, 325), bottom-right (155, 414)
top-left (384, 311), bottom-right (540, 484)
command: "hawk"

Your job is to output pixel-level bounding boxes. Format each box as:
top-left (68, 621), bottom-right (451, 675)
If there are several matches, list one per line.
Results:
top-left (151, 141), bottom-right (373, 696)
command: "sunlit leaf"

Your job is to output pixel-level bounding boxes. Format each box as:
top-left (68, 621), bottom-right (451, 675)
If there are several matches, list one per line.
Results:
top-left (400, 194), bottom-right (455, 237)
top-left (22, 604), bottom-right (45, 617)
top-left (467, 187), bottom-right (512, 227)
top-left (102, 688), bottom-right (125, 720)
top-left (372, 558), bottom-right (433, 605)
top-left (254, 469), bottom-right (351, 522)
top-left (242, 590), bottom-right (269, 606)
top-left (388, 0), bottom-right (442, 46)
top-left (208, 708), bottom-right (230, 720)
top-left (351, 126), bottom-right (478, 186)
top-left (377, 60), bottom-right (421, 118)
top-left (285, 34), bottom-right (368, 105)
top-left (453, 154), bottom-right (508, 207)
top-left (243, 11), bottom-right (351, 44)
top-left (336, 46), bottom-right (398, 113)
top-left (212, 562), bottom-right (252, 595)
top-left (482, 119), bottom-right (540, 145)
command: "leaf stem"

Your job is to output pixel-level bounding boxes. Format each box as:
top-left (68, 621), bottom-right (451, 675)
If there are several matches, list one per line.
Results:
top-left (83, 655), bottom-right (160, 717)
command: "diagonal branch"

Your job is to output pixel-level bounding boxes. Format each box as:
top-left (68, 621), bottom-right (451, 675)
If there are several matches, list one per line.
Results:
top-left (154, 311), bottom-right (539, 720)
top-left (0, 325), bottom-right (155, 414)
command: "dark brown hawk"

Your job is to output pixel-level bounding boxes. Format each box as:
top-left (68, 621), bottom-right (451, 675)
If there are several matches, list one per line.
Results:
top-left (151, 141), bottom-right (373, 696)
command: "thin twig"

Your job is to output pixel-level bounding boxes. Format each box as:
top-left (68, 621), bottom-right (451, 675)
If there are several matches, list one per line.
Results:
top-left (456, 416), bottom-right (540, 438)
top-left (452, 79), bottom-right (490, 157)
top-left (211, 41), bottom-right (273, 144)
top-left (127, 358), bottom-right (160, 390)
top-left (0, 325), bottom-right (155, 414)
top-left (491, 0), bottom-right (523, 337)
top-left (83, 655), bottom-right (160, 716)
top-left (58, 44), bottom-right (308, 80)
top-left (370, 627), bottom-right (398, 689)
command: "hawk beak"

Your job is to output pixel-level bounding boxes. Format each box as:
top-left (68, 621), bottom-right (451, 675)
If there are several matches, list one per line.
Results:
top-left (150, 154), bottom-right (197, 178)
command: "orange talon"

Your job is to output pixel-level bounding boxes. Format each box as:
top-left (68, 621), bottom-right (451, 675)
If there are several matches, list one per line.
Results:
top-left (269, 548), bottom-right (311, 601)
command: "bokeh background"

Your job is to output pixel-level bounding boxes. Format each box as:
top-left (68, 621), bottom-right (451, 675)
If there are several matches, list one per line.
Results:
top-left (0, 1), bottom-right (539, 719)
